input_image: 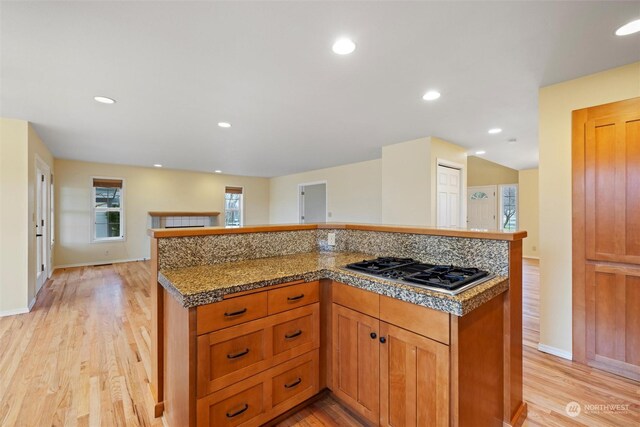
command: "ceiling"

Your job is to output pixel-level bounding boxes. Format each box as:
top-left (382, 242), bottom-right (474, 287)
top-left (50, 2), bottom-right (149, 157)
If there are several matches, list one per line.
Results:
top-left (2, 1), bottom-right (639, 177)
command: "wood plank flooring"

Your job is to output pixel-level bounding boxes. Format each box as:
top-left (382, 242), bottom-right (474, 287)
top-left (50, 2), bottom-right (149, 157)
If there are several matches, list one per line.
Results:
top-left (0, 258), bottom-right (637, 426)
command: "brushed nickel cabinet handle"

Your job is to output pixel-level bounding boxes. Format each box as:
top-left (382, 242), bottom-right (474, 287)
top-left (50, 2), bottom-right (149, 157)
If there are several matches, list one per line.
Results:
top-left (226, 403), bottom-right (249, 418)
top-left (227, 348), bottom-right (250, 359)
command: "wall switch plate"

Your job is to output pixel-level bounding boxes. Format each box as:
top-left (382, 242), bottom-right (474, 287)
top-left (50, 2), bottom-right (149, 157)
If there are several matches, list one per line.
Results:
top-left (327, 232), bottom-right (336, 246)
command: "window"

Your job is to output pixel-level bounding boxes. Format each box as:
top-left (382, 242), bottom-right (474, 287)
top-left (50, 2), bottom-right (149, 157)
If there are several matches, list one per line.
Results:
top-left (500, 184), bottom-right (518, 231)
top-left (224, 186), bottom-right (243, 227)
top-left (92, 178), bottom-right (124, 241)
top-left (470, 191), bottom-right (489, 200)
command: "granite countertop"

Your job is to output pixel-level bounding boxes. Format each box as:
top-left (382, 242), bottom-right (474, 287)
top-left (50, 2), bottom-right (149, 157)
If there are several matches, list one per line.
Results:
top-left (158, 252), bottom-right (508, 316)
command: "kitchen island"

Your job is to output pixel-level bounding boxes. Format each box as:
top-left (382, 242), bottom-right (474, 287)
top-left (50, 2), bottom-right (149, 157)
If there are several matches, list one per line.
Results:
top-left (149, 223), bottom-right (527, 427)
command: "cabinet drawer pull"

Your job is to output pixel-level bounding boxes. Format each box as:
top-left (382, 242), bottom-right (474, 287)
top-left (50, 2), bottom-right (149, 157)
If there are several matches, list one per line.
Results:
top-left (287, 293), bottom-right (305, 301)
top-left (227, 348), bottom-right (250, 359)
top-left (224, 308), bottom-right (247, 317)
top-left (284, 377), bottom-right (302, 389)
top-left (284, 329), bottom-right (303, 340)
top-left (226, 403), bottom-right (249, 418)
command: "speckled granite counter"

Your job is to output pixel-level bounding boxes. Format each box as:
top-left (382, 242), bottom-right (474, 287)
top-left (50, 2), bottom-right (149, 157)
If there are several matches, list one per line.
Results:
top-left (158, 251), bottom-right (508, 316)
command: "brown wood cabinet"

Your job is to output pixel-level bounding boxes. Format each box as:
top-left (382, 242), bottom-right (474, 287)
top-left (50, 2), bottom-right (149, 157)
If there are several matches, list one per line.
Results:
top-left (330, 282), bottom-right (505, 427)
top-left (573, 97), bottom-right (640, 380)
top-left (163, 280), bottom-right (321, 427)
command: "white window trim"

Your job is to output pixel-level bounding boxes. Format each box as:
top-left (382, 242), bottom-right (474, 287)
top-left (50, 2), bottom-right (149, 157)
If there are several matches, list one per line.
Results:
top-left (91, 176), bottom-right (126, 243)
top-left (224, 186), bottom-right (244, 227)
top-left (498, 183), bottom-right (518, 231)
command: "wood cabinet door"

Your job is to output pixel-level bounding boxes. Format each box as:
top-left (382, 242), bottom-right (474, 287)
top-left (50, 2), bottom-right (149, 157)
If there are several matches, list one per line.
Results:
top-left (585, 264), bottom-right (640, 380)
top-left (379, 322), bottom-right (449, 427)
top-left (585, 112), bottom-right (640, 264)
top-left (331, 303), bottom-right (380, 424)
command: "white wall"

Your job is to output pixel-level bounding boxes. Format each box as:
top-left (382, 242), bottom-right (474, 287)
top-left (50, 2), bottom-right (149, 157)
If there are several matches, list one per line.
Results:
top-left (518, 168), bottom-right (538, 258)
top-left (54, 159), bottom-right (270, 267)
top-left (269, 159), bottom-right (382, 224)
top-left (538, 61), bottom-right (640, 355)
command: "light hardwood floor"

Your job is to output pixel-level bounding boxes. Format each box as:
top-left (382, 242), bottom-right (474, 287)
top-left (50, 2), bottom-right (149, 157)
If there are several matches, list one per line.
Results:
top-left (0, 259), bottom-right (637, 426)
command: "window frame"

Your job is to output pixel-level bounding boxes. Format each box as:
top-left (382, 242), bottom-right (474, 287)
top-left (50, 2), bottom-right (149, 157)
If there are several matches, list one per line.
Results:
top-left (224, 186), bottom-right (244, 227)
top-left (91, 176), bottom-right (126, 243)
top-left (498, 183), bottom-right (518, 232)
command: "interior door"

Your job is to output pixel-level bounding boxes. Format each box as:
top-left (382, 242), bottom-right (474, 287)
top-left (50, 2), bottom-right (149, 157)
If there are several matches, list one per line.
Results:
top-left (299, 183), bottom-right (326, 224)
top-left (35, 168), bottom-right (46, 293)
top-left (573, 97), bottom-right (640, 381)
top-left (467, 185), bottom-right (497, 230)
top-left (436, 165), bottom-right (461, 227)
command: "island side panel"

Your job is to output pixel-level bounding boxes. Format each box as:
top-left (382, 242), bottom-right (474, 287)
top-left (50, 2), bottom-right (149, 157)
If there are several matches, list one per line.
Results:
top-left (150, 236), bottom-right (164, 416)
top-left (163, 288), bottom-right (197, 427)
top-left (505, 239), bottom-right (526, 426)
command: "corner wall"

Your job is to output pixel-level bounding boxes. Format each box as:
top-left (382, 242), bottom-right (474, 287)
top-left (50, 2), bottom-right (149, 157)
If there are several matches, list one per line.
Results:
top-left (0, 119), bottom-right (29, 314)
top-left (538, 61), bottom-right (640, 356)
top-left (54, 160), bottom-right (270, 267)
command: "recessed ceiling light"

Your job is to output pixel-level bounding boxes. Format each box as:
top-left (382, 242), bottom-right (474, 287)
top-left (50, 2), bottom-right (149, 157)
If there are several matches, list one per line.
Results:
top-left (616, 18), bottom-right (640, 36)
top-left (214, 170), bottom-right (222, 174)
top-left (153, 164), bottom-right (162, 168)
top-left (332, 38), bottom-right (356, 55)
top-left (488, 128), bottom-right (502, 134)
top-left (94, 96), bottom-right (116, 104)
top-left (218, 122), bottom-right (231, 128)
top-left (475, 150), bottom-right (486, 155)
top-left (422, 90), bottom-right (441, 101)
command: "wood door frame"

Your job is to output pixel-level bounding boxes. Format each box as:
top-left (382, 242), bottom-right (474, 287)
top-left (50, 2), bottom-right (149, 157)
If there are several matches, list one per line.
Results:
top-left (572, 96), bottom-right (640, 364)
top-left (436, 158), bottom-right (466, 228)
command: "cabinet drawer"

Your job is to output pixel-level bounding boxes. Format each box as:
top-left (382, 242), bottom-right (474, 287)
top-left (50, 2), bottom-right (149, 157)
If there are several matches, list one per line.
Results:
top-left (332, 281), bottom-right (380, 318)
top-left (268, 281), bottom-right (319, 314)
top-left (272, 304), bottom-right (319, 358)
top-left (271, 354), bottom-right (317, 407)
top-left (203, 383), bottom-right (264, 427)
top-left (379, 295), bottom-right (450, 345)
top-left (197, 292), bottom-right (268, 335)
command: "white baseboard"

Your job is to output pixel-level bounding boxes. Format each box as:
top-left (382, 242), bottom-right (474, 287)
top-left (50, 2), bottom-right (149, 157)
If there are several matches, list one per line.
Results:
top-left (54, 258), bottom-right (147, 271)
top-left (0, 307), bottom-right (30, 317)
top-left (523, 255), bottom-right (539, 260)
top-left (538, 343), bottom-right (572, 360)
top-left (28, 297), bottom-right (36, 311)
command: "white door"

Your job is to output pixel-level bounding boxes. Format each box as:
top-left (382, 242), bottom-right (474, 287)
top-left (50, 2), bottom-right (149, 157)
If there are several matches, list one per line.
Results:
top-left (36, 168), bottom-right (47, 293)
top-left (437, 165), bottom-right (461, 227)
top-left (467, 185), bottom-right (497, 230)
top-left (299, 183), bottom-right (326, 223)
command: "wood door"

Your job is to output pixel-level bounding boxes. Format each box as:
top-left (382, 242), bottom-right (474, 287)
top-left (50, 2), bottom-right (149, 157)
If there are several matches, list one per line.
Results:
top-left (331, 303), bottom-right (380, 424)
top-left (573, 97), bottom-right (640, 379)
top-left (379, 322), bottom-right (449, 427)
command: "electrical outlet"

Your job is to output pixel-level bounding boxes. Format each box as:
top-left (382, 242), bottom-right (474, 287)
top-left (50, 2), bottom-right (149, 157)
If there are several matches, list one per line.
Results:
top-left (327, 233), bottom-right (336, 246)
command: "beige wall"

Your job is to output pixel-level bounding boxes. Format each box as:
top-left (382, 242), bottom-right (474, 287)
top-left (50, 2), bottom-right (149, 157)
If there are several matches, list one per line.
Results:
top-left (0, 119), bottom-right (54, 314)
top-left (54, 160), bottom-right (270, 267)
top-left (0, 119), bottom-right (29, 314)
top-left (381, 138), bottom-right (431, 225)
top-left (467, 156), bottom-right (519, 187)
top-left (539, 61), bottom-right (640, 355)
top-left (518, 169), bottom-right (538, 258)
top-left (269, 159), bottom-right (382, 224)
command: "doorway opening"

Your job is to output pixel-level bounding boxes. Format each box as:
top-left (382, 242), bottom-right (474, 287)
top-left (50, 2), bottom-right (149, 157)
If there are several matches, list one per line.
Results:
top-left (35, 156), bottom-right (51, 295)
top-left (298, 182), bottom-right (327, 224)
